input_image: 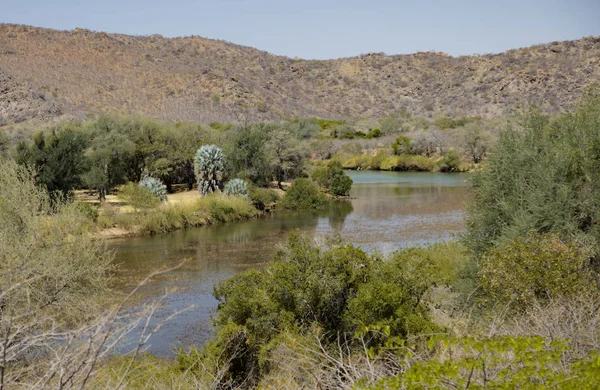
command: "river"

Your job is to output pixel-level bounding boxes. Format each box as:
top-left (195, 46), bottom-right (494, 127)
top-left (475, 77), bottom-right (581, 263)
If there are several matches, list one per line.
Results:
top-left (110, 171), bottom-right (470, 356)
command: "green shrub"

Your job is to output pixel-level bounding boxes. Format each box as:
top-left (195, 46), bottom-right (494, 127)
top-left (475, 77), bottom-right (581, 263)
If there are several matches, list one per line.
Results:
top-left (392, 135), bottom-right (412, 155)
top-left (463, 95), bottom-right (600, 258)
top-left (311, 161), bottom-right (353, 196)
top-left (479, 233), bottom-right (595, 309)
top-left (73, 201), bottom-right (99, 222)
top-left (437, 150), bottom-right (460, 172)
top-left (207, 235), bottom-right (449, 384)
top-left (248, 186), bottom-right (280, 210)
top-left (118, 182), bottom-right (161, 209)
top-left (280, 179), bottom-right (329, 209)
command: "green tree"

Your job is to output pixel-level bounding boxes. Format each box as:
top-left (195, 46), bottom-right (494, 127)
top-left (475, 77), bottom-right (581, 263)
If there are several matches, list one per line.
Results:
top-left (267, 129), bottom-right (306, 189)
top-left (392, 135), bottom-right (412, 155)
top-left (83, 118), bottom-right (135, 201)
top-left (225, 124), bottom-right (273, 186)
top-left (16, 125), bottom-right (88, 197)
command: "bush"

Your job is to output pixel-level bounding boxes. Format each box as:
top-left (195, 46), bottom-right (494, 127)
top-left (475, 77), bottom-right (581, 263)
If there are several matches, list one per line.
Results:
top-left (206, 235), bottom-right (449, 385)
top-left (463, 95), bottom-right (600, 258)
top-left (73, 201), bottom-right (99, 222)
top-left (392, 135), bottom-right (412, 155)
top-left (280, 178), bottom-right (329, 210)
top-left (437, 149), bottom-right (460, 172)
top-left (311, 161), bottom-right (353, 196)
top-left (224, 178), bottom-right (249, 197)
top-left (119, 182), bottom-right (161, 209)
top-left (248, 186), bottom-right (279, 210)
top-left (479, 233), bottom-right (595, 309)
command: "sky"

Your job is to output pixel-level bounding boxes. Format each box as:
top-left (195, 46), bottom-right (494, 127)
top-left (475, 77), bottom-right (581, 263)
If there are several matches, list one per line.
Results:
top-left (2, 0), bottom-right (600, 59)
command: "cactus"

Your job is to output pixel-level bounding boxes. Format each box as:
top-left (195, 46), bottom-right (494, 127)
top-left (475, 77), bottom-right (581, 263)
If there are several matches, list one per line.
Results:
top-left (224, 178), bottom-right (249, 197)
top-left (194, 145), bottom-right (226, 195)
top-left (139, 176), bottom-right (168, 202)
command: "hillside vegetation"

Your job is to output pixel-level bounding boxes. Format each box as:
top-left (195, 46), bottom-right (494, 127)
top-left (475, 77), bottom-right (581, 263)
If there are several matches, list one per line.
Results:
top-left (1, 24), bottom-right (599, 124)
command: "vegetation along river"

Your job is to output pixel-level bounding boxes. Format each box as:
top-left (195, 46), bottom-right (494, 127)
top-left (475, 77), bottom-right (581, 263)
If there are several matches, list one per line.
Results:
top-left (110, 171), bottom-right (470, 356)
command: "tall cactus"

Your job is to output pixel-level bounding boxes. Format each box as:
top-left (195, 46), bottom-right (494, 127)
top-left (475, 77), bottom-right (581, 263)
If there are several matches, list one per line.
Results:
top-left (194, 145), bottom-right (226, 195)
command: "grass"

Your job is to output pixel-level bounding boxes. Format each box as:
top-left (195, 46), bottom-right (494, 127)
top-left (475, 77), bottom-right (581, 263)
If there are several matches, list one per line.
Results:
top-left (95, 192), bottom-right (258, 236)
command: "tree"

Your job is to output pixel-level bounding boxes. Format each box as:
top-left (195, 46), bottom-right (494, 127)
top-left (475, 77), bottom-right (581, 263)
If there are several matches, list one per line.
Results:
top-left (225, 124), bottom-right (272, 186)
top-left (267, 129), bottom-right (307, 189)
top-left (392, 135), bottom-right (412, 155)
top-left (83, 119), bottom-right (135, 201)
top-left (194, 145), bottom-right (226, 195)
top-left (462, 123), bottom-right (488, 163)
top-left (16, 125), bottom-right (88, 197)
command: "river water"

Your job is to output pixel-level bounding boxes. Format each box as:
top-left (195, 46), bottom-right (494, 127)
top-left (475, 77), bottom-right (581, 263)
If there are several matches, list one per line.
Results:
top-left (110, 171), bottom-right (470, 356)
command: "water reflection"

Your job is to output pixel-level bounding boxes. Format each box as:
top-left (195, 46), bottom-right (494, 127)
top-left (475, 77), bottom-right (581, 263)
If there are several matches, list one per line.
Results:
top-left (111, 171), bottom-right (470, 356)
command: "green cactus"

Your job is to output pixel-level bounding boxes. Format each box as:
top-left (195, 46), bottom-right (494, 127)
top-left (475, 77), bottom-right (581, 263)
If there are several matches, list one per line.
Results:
top-left (194, 145), bottom-right (226, 195)
top-left (224, 178), bottom-right (249, 197)
top-left (139, 176), bottom-right (168, 202)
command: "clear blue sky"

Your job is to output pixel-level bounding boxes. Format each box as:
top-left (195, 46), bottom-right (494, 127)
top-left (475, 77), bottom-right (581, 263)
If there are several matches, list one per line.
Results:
top-left (3, 0), bottom-right (599, 59)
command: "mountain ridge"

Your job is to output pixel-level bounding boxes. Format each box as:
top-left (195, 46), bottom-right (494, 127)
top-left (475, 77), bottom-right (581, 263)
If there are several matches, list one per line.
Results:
top-left (1, 23), bottom-right (599, 125)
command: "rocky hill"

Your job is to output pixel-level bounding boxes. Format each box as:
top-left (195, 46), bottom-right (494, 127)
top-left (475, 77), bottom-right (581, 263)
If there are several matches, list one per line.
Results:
top-left (1, 24), bottom-right (599, 125)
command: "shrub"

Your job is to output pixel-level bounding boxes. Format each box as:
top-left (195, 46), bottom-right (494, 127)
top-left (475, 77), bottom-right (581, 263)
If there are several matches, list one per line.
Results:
top-left (463, 95), bottom-right (600, 258)
top-left (248, 186), bottom-right (279, 210)
top-left (139, 176), bottom-right (168, 202)
top-left (311, 161), bottom-right (353, 196)
top-left (73, 201), bottom-right (99, 222)
top-left (224, 178), bottom-right (249, 197)
top-left (207, 235), bottom-right (448, 385)
top-left (280, 178), bottom-right (329, 210)
top-left (119, 182), bottom-right (161, 209)
top-left (392, 135), bottom-right (412, 155)
top-left (479, 233), bottom-right (595, 309)
top-left (437, 149), bottom-right (460, 172)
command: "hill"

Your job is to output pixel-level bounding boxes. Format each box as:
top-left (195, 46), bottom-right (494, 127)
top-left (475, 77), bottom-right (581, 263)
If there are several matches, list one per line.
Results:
top-left (1, 24), bottom-right (599, 125)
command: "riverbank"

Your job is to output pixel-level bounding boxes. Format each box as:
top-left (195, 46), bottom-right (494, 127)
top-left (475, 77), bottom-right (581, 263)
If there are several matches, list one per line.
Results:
top-left (91, 191), bottom-right (265, 239)
top-left (320, 153), bottom-right (474, 172)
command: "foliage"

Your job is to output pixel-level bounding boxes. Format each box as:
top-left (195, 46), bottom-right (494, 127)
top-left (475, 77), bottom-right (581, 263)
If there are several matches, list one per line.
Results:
top-left (392, 135), bottom-right (413, 155)
top-left (0, 159), bottom-right (115, 384)
top-left (437, 149), bottom-right (460, 172)
top-left (479, 233), bottom-right (596, 309)
top-left (463, 96), bottom-right (600, 258)
top-left (280, 178), bottom-right (329, 209)
top-left (462, 123), bottom-right (489, 163)
top-left (368, 335), bottom-right (600, 390)
top-left (194, 144), bottom-right (226, 195)
top-left (225, 124), bottom-right (272, 186)
top-left (204, 236), bottom-right (453, 384)
top-left (139, 176), bottom-right (168, 202)
top-left (248, 185), bottom-right (279, 210)
top-left (311, 161), bottom-right (353, 196)
top-left (16, 124), bottom-right (88, 197)
top-left (266, 129), bottom-right (307, 188)
top-left (119, 182), bottom-right (161, 209)
top-left (82, 116), bottom-right (135, 201)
